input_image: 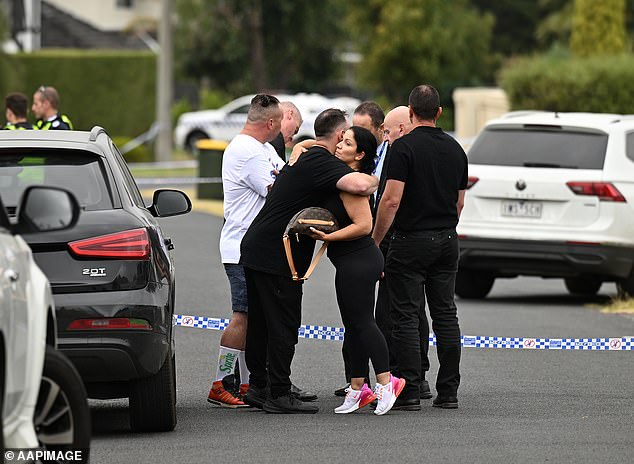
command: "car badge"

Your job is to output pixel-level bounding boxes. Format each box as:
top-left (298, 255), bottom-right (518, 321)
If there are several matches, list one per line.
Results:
top-left (515, 179), bottom-right (527, 191)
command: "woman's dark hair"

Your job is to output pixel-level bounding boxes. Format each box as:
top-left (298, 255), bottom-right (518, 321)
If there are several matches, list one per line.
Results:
top-left (349, 126), bottom-right (377, 174)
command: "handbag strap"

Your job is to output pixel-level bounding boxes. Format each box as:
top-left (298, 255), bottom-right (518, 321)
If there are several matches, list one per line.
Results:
top-left (283, 234), bottom-right (329, 281)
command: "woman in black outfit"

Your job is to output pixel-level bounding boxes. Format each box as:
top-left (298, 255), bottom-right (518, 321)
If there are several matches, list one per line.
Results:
top-left (311, 126), bottom-right (405, 415)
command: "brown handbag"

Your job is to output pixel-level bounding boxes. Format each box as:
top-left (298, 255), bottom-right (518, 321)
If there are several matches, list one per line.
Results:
top-left (282, 207), bottom-right (339, 281)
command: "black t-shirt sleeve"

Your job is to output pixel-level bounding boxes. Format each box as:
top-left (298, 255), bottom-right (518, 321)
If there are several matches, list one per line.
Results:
top-left (386, 138), bottom-right (410, 182)
top-left (459, 152), bottom-right (468, 190)
top-left (308, 152), bottom-right (354, 191)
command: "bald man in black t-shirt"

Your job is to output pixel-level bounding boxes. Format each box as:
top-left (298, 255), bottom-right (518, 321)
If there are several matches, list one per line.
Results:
top-left (373, 85), bottom-right (468, 411)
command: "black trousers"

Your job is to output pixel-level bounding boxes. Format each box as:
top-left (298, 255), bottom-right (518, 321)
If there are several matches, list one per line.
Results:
top-left (244, 268), bottom-right (303, 399)
top-left (374, 236), bottom-right (431, 378)
top-left (386, 228), bottom-right (461, 400)
top-left (331, 245), bottom-right (389, 379)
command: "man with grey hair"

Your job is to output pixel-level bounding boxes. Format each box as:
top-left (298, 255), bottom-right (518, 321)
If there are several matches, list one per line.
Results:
top-left (207, 94), bottom-right (284, 408)
top-left (270, 101), bottom-right (303, 159)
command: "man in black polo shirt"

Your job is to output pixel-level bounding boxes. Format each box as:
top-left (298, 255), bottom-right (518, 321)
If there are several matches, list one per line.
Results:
top-left (241, 108), bottom-right (378, 414)
top-left (373, 84), bottom-right (468, 411)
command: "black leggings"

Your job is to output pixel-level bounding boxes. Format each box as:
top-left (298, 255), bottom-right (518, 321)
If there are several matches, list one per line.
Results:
top-left (331, 245), bottom-right (389, 378)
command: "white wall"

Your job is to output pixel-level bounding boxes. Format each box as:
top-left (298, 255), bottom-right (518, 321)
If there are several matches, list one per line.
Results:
top-left (45, 0), bottom-right (160, 31)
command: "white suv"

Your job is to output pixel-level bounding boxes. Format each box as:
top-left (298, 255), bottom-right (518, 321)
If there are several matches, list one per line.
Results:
top-left (456, 112), bottom-right (634, 298)
top-left (1, 187), bottom-right (90, 459)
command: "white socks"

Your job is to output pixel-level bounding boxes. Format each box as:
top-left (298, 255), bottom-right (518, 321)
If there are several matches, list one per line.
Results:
top-left (214, 346), bottom-right (240, 382)
top-left (238, 350), bottom-right (250, 386)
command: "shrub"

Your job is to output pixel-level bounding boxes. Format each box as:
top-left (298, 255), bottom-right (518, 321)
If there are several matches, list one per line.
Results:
top-left (498, 54), bottom-right (634, 113)
top-left (0, 50), bottom-right (155, 137)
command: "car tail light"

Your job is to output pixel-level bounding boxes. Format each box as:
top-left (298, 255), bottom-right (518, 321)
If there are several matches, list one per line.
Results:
top-left (566, 182), bottom-right (626, 202)
top-left (466, 176), bottom-right (479, 189)
top-left (68, 318), bottom-right (152, 330)
top-left (69, 228), bottom-right (150, 259)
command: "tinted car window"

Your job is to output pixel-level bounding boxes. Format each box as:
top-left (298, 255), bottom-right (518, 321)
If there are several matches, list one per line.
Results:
top-left (627, 132), bottom-right (634, 163)
top-left (110, 141), bottom-right (145, 208)
top-left (468, 127), bottom-right (608, 169)
top-left (0, 149), bottom-right (113, 211)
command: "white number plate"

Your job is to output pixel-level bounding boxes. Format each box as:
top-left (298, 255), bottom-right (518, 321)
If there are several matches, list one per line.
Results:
top-left (501, 201), bottom-right (542, 218)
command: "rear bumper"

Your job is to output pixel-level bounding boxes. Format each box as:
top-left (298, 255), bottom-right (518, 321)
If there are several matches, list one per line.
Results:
top-left (52, 285), bottom-right (172, 384)
top-left (458, 237), bottom-right (634, 279)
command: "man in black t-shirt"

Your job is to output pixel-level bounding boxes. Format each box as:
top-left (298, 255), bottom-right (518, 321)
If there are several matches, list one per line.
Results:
top-left (373, 85), bottom-right (468, 411)
top-left (241, 108), bottom-right (378, 414)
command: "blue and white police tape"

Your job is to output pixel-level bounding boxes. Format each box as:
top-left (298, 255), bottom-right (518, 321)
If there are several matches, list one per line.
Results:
top-left (174, 314), bottom-right (633, 351)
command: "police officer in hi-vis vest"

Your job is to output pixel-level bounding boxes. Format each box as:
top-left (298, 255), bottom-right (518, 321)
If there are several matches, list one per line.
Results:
top-left (32, 86), bottom-right (74, 130)
top-left (3, 92), bottom-right (35, 130)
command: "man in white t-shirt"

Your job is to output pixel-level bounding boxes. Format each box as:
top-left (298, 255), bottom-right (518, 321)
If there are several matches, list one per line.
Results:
top-left (207, 94), bottom-right (284, 407)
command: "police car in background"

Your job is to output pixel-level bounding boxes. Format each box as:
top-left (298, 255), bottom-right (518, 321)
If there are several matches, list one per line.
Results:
top-left (174, 93), bottom-right (361, 151)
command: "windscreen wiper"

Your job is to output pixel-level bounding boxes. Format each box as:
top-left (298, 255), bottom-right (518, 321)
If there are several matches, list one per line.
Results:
top-left (523, 162), bottom-right (578, 169)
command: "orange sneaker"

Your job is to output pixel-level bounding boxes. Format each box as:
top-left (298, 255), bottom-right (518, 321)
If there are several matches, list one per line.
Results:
top-left (207, 381), bottom-right (248, 408)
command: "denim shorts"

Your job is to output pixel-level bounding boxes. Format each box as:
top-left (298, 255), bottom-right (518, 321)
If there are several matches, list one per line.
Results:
top-left (224, 263), bottom-right (248, 313)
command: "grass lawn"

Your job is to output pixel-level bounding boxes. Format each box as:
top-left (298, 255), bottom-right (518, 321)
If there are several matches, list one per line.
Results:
top-left (129, 167), bottom-right (197, 178)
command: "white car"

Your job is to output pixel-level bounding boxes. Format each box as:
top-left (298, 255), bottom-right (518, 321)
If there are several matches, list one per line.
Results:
top-left (1, 186), bottom-right (90, 460)
top-left (457, 111), bottom-right (634, 298)
top-left (174, 93), bottom-right (360, 150)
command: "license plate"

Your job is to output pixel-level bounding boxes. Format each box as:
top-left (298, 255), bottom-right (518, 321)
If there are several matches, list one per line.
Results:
top-left (501, 201), bottom-right (542, 218)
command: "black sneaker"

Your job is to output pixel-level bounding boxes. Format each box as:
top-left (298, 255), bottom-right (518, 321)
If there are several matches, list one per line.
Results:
top-left (222, 374), bottom-right (239, 396)
top-left (263, 393), bottom-right (319, 414)
top-left (432, 395), bottom-right (458, 409)
top-left (420, 380), bottom-right (433, 399)
top-left (290, 383), bottom-right (318, 402)
top-left (334, 383), bottom-right (350, 397)
top-left (244, 385), bottom-right (268, 410)
top-left (392, 396), bottom-right (421, 411)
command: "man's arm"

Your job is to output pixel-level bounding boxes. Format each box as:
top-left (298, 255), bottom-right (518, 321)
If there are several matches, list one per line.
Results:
top-left (457, 190), bottom-right (466, 219)
top-left (336, 172), bottom-right (378, 196)
top-left (372, 179), bottom-right (404, 245)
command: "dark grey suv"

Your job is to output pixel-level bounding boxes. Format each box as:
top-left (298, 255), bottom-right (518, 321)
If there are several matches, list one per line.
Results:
top-left (0, 127), bottom-right (191, 432)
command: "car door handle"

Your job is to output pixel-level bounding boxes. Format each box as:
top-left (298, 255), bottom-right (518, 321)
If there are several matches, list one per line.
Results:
top-left (6, 269), bottom-right (19, 282)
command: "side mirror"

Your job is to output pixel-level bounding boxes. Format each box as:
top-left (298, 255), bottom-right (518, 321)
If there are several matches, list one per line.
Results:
top-left (17, 186), bottom-right (80, 233)
top-left (149, 189), bottom-right (192, 218)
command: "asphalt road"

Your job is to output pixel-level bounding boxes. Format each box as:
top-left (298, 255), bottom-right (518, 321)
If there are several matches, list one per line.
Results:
top-left (90, 211), bottom-right (634, 464)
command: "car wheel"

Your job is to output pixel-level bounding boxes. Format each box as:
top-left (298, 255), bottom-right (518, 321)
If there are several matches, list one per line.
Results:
top-left (186, 131), bottom-right (208, 152)
top-left (455, 268), bottom-right (494, 299)
top-left (564, 277), bottom-right (602, 296)
top-left (35, 346), bottom-right (91, 462)
top-left (129, 349), bottom-right (177, 433)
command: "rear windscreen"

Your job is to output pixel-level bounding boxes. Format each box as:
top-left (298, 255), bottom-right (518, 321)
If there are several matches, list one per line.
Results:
top-left (0, 149), bottom-right (113, 211)
top-left (468, 128), bottom-right (608, 169)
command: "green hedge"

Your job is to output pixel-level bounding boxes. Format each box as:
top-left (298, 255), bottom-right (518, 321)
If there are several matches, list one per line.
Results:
top-left (0, 50), bottom-right (155, 137)
top-left (498, 54), bottom-right (634, 113)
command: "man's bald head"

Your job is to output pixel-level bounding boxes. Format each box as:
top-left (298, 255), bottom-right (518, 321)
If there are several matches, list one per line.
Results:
top-left (383, 106), bottom-right (413, 145)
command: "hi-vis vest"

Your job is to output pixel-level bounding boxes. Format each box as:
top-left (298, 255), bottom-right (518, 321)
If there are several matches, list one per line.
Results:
top-left (35, 114), bottom-right (74, 130)
top-left (2, 121), bottom-right (35, 130)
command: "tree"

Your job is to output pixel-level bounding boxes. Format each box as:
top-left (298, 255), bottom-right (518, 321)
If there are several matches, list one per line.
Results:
top-left (570, 0), bottom-right (627, 56)
top-left (174, 0), bottom-right (345, 96)
top-left (346, 0), bottom-right (495, 107)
